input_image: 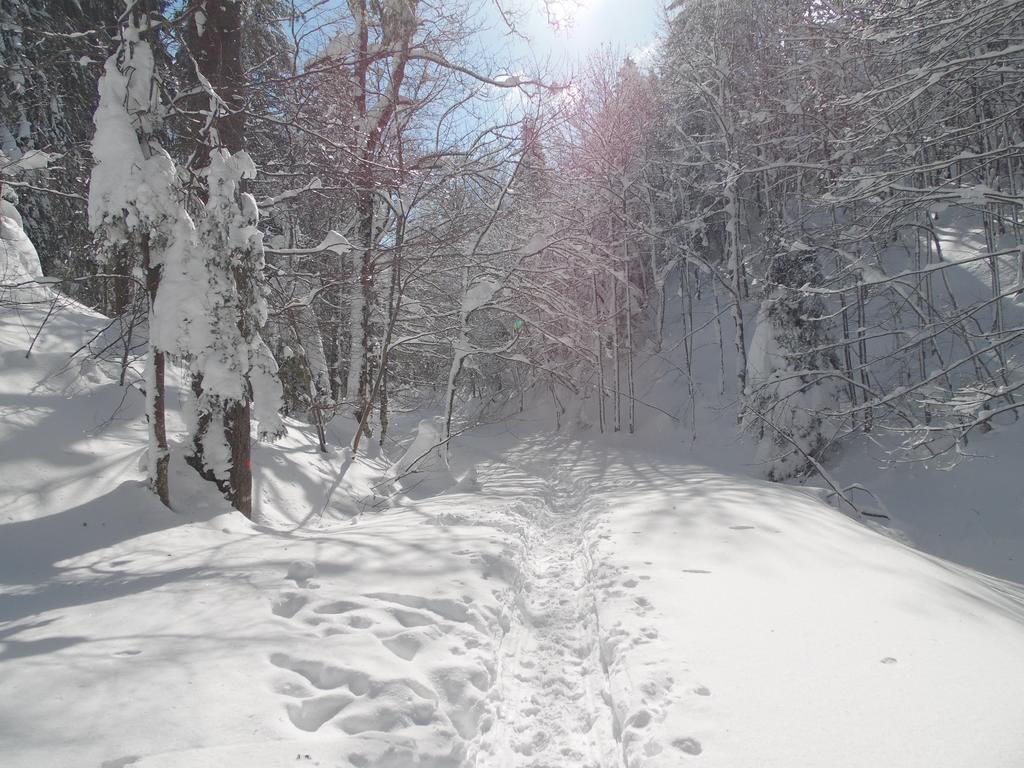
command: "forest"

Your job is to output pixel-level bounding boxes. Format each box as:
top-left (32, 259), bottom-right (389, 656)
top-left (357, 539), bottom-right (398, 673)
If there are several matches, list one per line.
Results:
top-left (2, 1), bottom-right (1024, 766)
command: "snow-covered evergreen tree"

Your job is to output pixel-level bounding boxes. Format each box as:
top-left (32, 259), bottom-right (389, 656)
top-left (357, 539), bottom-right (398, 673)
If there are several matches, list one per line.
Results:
top-left (88, 4), bottom-right (184, 506)
top-left (164, 147), bottom-right (284, 485)
top-left (173, 0), bottom-right (284, 517)
top-left (745, 235), bottom-right (842, 481)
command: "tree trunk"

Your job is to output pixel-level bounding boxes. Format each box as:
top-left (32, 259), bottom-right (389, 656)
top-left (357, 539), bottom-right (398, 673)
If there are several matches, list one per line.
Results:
top-left (348, 239), bottom-right (375, 443)
top-left (725, 173), bottom-right (748, 420)
top-left (142, 233), bottom-right (169, 507)
top-left (611, 261), bottom-right (622, 433)
top-left (188, 0), bottom-right (252, 517)
top-left (625, 240), bottom-right (635, 434)
top-left (225, 399), bottom-right (252, 516)
top-left (593, 273), bottom-right (605, 433)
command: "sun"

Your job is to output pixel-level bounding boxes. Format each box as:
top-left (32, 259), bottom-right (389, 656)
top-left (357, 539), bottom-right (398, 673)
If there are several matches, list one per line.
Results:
top-left (543, 0), bottom-right (598, 32)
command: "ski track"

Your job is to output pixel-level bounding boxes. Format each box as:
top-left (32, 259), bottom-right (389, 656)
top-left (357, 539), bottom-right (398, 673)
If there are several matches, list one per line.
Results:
top-left (474, 461), bottom-right (624, 768)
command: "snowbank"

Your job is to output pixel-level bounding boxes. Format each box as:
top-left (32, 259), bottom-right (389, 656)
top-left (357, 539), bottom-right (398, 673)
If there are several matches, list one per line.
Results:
top-left (575, 442), bottom-right (1024, 768)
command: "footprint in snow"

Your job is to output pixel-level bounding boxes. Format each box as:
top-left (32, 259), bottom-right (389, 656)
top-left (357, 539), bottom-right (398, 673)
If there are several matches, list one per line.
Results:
top-left (285, 692), bottom-right (357, 732)
top-left (628, 710), bottom-right (652, 729)
top-left (286, 560), bottom-right (319, 588)
top-left (672, 737), bottom-right (703, 755)
top-left (100, 757), bottom-right (139, 768)
top-left (365, 591), bottom-right (478, 626)
top-left (314, 599), bottom-right (363, 615)
top-left (271, 592), bottom-right (308, 619)
top-left (382, 625), bottom-right (445, 661)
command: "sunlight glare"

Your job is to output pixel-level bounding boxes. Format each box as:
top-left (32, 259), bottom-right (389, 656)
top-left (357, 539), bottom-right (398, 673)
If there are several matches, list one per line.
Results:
top-left (544, 0), bottom-right (598, 33)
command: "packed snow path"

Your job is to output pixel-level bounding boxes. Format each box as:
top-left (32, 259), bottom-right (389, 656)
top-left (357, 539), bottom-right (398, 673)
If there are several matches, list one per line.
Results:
top-left (476, 463), bottom-right (622, 768)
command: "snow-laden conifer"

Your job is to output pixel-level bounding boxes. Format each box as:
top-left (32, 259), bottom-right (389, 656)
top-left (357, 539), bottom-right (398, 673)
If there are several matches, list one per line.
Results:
top-left (88, 5), bottom-right (186, 506)
top-left (164, 148), bottom-right (284, 485)
top-left (745, 237), bottom-right (842, 481)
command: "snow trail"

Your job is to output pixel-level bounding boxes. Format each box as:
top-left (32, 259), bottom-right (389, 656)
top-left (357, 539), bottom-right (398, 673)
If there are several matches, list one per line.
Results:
top-left (476, 461), bottom-right (624, 768)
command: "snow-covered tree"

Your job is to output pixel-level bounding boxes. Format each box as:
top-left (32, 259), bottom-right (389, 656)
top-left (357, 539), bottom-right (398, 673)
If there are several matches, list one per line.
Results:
top-left (744, 235), bottom-right (842, 480)
top-left (88, 3), bottom-right (183, 506)
top-left (166, 147), bottom-right (284, 498)
top-left (2, 0), bottom-right (128, 297)
top-left (177, 0), bottom-right (284, 517)
top-left (87, 1), bottom-right (284, 516)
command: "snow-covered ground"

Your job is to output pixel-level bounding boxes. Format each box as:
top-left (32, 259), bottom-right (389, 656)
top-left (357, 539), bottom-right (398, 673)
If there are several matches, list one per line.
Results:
top-left (3, 279), bottom-right (1024, 767)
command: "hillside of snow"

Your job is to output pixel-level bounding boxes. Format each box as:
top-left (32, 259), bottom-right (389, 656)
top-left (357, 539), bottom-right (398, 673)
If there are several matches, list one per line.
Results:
top-left (3, 252), bottom-right (1024, 767)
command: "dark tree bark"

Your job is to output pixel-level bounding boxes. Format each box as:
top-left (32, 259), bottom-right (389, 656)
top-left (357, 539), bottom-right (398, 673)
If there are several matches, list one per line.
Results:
top-left (141, 233), bottom-right (170, 507)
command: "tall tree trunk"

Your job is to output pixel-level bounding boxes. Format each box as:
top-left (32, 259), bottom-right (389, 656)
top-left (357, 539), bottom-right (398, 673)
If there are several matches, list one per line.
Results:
top-left (346, 201), bottom-right (373, 417)
top-left (352, 229), bottom-right (404, 454)
top-left (593, 273), bottom-right (605, 433)
top-left (611, 265), bottom-right (621, 433)
top-left (856, 279), bottom-right (872, 432)
top-left (141, 233), bottom-right (169, 507)
top-left (625, 236), bottom-right (635, 435)
top-left (346, 0), bottom-right (372, 415)
top-left (188, 0), bottom-right (252, 517)
top-left (725, 172), bottom-right (747, 420)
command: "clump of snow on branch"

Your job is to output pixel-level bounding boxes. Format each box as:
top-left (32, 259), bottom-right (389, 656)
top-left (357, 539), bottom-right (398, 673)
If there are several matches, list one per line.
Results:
top-left (461, 275), bottom-right (501, 317)
top-left (88, 13), bottom-right (185, 258)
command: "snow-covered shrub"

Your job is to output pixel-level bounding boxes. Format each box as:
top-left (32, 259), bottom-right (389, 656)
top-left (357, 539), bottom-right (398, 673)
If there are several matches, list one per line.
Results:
top-left (391, 416), bottom-right (456, 497)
